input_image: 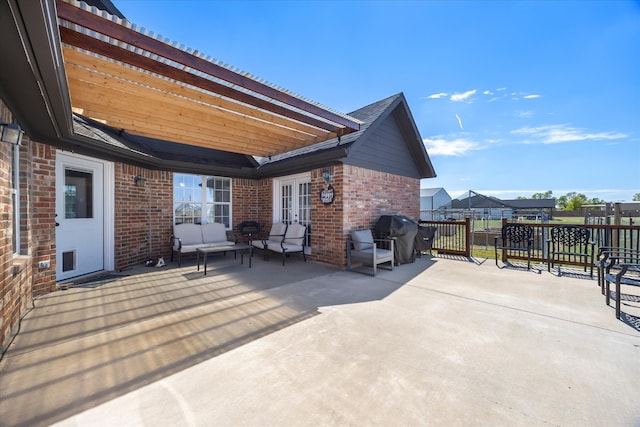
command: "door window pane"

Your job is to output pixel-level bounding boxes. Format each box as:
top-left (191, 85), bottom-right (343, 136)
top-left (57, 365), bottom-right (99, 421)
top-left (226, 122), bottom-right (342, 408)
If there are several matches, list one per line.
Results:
top-left (65, 169), bottom-right (93, 219)
top-left (281, 184), bottom-right (293, 223)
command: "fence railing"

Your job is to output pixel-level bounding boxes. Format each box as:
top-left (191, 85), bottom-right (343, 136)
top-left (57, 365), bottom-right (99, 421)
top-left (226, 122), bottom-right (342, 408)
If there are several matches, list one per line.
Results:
top-left (419, 219), bottom-right (640, 267)
top-left (420, 218), bottom-right (471, 256)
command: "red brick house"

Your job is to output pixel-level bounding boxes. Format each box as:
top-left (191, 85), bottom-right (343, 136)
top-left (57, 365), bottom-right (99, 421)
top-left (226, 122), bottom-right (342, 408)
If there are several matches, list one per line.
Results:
top-left (0, 0), bottom-right (435, 350)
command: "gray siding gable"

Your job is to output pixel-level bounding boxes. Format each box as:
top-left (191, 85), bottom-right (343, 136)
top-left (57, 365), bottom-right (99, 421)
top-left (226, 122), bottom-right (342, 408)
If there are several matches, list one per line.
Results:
top-left (342, 93), bottom-right (435, 179)
top-left (260, 93), bottom-right (436, 179)
top-left (344, 110), bottom-right (422, 178)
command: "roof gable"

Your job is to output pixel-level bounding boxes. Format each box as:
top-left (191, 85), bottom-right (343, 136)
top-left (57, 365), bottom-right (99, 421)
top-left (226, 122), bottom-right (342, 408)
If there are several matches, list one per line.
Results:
top-left (258, 93), bottom-right (436, 179)
top-left (344, 94), bottom-right (434, 178)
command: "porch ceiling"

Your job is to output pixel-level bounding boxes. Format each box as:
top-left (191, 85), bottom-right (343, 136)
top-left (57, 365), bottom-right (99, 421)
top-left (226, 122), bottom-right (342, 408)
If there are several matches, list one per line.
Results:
top-left (55, 0), bottom-right (361, 158)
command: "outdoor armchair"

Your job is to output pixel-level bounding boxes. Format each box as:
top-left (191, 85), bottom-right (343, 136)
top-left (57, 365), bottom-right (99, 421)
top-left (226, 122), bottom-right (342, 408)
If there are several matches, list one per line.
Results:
top-left (251, 223), bottom-right (287, 260)
top-left (494, 223), bottom-right (533, 270)
top-left (547, 225), bottom-right (595, 277)
top-left (262, 223), bottom-right (307, 266)
top-left (346, 229), bottom-right (394, 276)
top-left (601, 248), bottom-right (640, 319)
top-left (595, 246), bottom-right (638, 294)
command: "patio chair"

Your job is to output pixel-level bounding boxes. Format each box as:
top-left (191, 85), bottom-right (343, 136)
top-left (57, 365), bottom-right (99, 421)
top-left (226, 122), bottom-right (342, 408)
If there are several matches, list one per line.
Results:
top-left (251, 223), bottom-right (287, 260)
top-left (263, 223), bottom-right (307, 266)
top-left (601, 248), bottom-right (640, 319)
top-left (595, 246), bottom-right (636, 294)
top-left (346, 229), bottom-right (394, 276)
top-left (547, 225), bottom-right (595, 277)
top-left (494, 223), bottom-right (533, 270)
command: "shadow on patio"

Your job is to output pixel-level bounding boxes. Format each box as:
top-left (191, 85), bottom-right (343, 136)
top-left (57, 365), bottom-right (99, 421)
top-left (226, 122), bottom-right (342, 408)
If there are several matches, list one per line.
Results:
top-left (0, 254), bottom-right (435, 427)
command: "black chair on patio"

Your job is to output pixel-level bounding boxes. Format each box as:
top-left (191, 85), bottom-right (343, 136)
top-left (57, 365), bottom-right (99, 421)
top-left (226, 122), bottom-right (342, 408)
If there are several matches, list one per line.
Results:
top-left (547, 225), bottom-right (595, 277)
top-left (494, 223), bottom-right (533, 270)
top-left (601, 248), bottom-right (640, 319)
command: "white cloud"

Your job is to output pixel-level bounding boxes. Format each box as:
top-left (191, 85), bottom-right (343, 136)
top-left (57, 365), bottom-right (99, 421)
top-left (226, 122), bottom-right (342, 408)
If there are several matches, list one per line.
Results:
top-left (515, 110), bottom-right (534, 118)
top-left (450, 89), bottom-right (477, 102)
top-left (511, 124), bottom-right (628, 144)
top-left (455, 114), bottom-right (464, 130)
top-left (524, 94), bottom-right (541, 99)
top-left (423, 136), bottom-right (482, 156)
top-left (426, 92), bottom-right (448, 99)
top-left (483, 90), bottom-right (493, 95)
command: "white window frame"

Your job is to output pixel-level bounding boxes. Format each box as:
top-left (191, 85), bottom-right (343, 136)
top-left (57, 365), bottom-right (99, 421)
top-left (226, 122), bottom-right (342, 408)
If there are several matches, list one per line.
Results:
top-left (173, 173), bottom-right (232, 228)
top-left (11, 144), bottom-right (20, 255)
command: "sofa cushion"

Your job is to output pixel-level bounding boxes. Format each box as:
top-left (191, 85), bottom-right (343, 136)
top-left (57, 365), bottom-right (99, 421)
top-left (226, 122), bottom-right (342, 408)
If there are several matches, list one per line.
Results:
top-left (201, 223), bottom-right (229, 244)
top-left (351, 230), bottom-right (374, 251)
top-left (267, 223), bottom-right (288, 242)
top-left (283, 223), bottom-right (306, 246)
top-left (268, 242), bottom-right (303, 254)
top-left (174, 223), bottom-right (204, 246)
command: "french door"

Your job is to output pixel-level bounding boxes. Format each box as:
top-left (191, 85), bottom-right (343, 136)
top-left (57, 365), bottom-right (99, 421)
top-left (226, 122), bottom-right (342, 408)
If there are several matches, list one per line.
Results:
top-left (274, 173), bottom-right (311, 250)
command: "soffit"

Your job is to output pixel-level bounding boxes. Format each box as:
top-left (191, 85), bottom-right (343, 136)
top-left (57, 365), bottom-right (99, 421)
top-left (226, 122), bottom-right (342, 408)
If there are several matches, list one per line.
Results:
top-left (56, 0), bottom-right (361, 158)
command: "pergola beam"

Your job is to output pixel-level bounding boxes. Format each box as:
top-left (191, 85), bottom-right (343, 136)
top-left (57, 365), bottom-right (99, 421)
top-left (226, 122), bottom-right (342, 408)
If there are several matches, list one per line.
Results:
top-left (62, 47), bottom-right (330, 141)
top-left (56, 0), bottom-right (360, 133)
top-left (59, 26), bottom-right (344, 135)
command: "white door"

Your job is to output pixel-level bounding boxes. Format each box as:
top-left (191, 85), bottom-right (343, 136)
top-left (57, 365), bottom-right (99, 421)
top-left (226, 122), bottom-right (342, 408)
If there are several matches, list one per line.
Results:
top-left (55, 153), bottom-right (105, 281)
top-left (275, 174), bottom-right (311, 250)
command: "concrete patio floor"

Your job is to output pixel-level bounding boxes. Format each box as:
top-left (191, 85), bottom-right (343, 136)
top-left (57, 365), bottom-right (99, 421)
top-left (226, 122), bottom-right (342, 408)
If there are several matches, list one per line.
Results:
top-left (1, 253), bottom-right (639, 427)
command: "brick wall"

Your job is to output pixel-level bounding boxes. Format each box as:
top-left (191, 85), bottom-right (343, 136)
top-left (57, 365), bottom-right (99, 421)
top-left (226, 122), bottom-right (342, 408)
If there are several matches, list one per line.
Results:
top-left (114, 165), bottom-right (173, 270)
top-left (0, 100), bottom-right (45, 352)
top-left (0, 103), bottom-right (24, 352)
top-left (231, 178), bottom-right (273, 237)
top-left (30, 143), bottom-right (57, 295)
top-left (339, 164), bottom-right (419, 266)
top-left (310, 164), bottom-right (420, 267)
top-left (312, 165), bottom-right (344, 265)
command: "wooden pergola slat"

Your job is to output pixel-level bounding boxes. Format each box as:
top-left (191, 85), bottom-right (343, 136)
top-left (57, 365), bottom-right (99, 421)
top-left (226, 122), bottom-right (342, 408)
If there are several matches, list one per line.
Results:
top-left (60, 26), bottom-right (343, 135)
top-left (62, 47), bottom-right (330, 141)
top-left (55, 0), bottom-right (362, 157)
top-left (56, 0), bottom-right (360, 132)
top-left (66, 73), bottom-right (316, 147)
top-left (69, 85), bottom-right (304, 156)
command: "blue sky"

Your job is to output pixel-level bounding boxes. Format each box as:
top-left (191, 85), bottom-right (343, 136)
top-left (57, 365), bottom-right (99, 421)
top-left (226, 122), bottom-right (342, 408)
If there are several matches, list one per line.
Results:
top-left (116, 0), bottom-right (639, 202)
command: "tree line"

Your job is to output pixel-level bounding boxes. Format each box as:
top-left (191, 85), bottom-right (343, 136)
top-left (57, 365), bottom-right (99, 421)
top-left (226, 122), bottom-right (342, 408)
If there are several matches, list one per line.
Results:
top-left (517, 191), bottom-right (640, 211)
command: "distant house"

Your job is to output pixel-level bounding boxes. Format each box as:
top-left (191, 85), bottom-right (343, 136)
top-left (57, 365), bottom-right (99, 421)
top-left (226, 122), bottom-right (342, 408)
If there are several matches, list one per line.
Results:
top-left (420, 188), bottom-right (451, 220)
top-left (449, 192), bottom-right (555, 220)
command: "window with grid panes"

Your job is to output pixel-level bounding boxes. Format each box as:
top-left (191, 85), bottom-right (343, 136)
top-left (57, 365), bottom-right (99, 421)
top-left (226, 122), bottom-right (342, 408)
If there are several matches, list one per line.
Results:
top-left (173, 174), bottom-right (231, 227)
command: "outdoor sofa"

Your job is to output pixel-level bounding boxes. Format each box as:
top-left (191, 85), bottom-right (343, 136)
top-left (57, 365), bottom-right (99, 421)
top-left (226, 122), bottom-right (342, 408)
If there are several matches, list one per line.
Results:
top-left (170, 222), bottom-right (237, 266)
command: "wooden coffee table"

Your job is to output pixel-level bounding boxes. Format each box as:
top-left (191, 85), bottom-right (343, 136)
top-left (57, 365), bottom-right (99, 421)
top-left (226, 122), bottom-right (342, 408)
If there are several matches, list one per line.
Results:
top-left (196, 244), bottom-right (252, 275)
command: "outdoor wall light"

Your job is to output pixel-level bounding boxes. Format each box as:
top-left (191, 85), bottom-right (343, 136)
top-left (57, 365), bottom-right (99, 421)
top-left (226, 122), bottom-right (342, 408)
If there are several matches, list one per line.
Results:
top-left (323, 169), bottom-right (331, 183)
top-left (134, 176), bottom-right (147, 187)
top-left (0, 122), bottom-right (23, 145)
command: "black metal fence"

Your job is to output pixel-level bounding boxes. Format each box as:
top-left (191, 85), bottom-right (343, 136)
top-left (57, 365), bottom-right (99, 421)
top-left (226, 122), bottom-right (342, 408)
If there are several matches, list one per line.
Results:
top-left (419, 219), bottom-right (640, 268)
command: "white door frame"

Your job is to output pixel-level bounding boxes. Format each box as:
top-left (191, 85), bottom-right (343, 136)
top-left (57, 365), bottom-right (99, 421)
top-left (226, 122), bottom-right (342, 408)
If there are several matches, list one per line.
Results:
top-left (55, 151), bottom-right (114, 280)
